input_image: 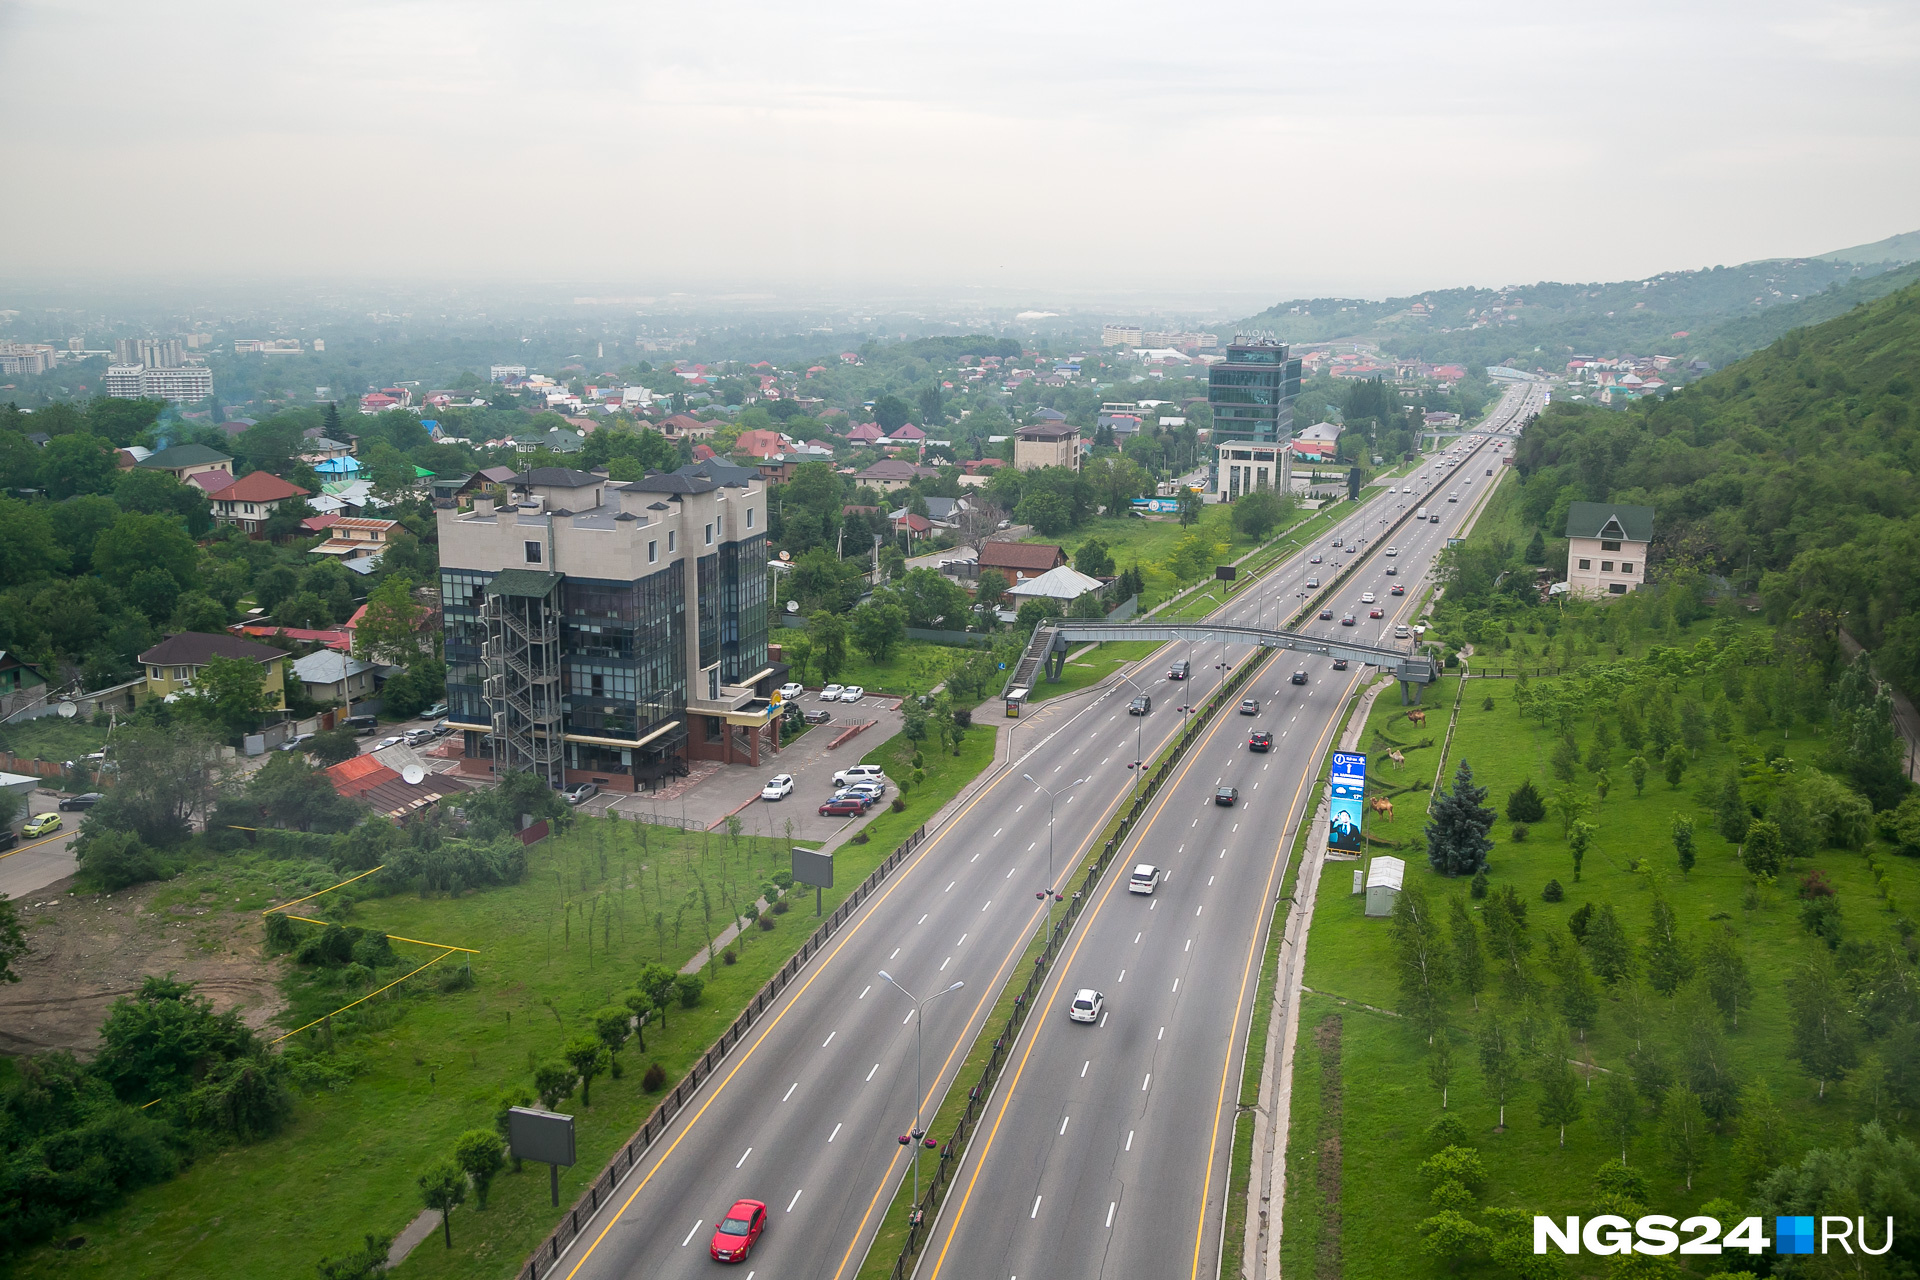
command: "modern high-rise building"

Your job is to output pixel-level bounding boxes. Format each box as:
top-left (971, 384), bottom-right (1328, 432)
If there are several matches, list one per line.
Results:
top-left (1209, 335), bottom-right (1301, 502)
top-left (0, 343), bottom-right (58, 376)
top-left (105, 363), bottom-right (213, 403)
top-left (115, 337), bottom-right (184, 368)
top-left (436, 461), bottom-right (778, 793)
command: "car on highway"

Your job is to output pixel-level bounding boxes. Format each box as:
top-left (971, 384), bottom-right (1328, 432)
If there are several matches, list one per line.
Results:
top-left (1249, 731), bottom-right (1273, 752)
top-left (833, 763), bottom-right (886, 788)
top-left (819, 796), bottom-right (868, 818)
top-left (563, 782), bottom-right (598, 805)
top-left (1309, 554), bottom-right (1322, 564)
top-left (1215, 785), bottom-right (1239, 806)
top-left (1360, 592), bottom-right (1376, 604)
top-left (1390, 583), bottom-right (1405, 595)
top-left (1128, 694), bottom-right (1151, 715)
top-left (279, 733), bottom-right (315, 753)
top-left (1430, 513), bottom-right (1442, 523)
top-left (1340, 614), bottom-right (1357, 627)
top-left (58, 792), bottom-right (105, 811)
top-left (760, 774), bottom-right (795, 801)
top-left (23, 812), bottom-right (61, 838)
top-left (1068, 989), bottom-right (1106, 1023)
top-left (1290, 670), bottom-right (1307, 685)
top-left (1395, 624), bottom-right (1412, 638)
top-left (1332, 657), bottom-right (1349, 670)
top-left (1128, 864), bottom-right (1161, 894)
top-left (1305, 576), bottom-right (1319, 588)
top-left (1384, 564), bottom-right (1398, 575)
top-left (1319, 608), bottom-right (1335, 621)
top-left (1385, 546), bottom-right (1398, 556)
top-left (778, 682), bottom-right (804, 700)
top-left (1370, 607), bottom-right (1385, 618)
top-left (820, 683), bottom-right (845, 702)
top-left (710, 1199), bottom-right (768, 1263)
top-left (1168, 660), bottom-right (1190, 680)
top-left (1239, 698), bottom-right (1259, 715)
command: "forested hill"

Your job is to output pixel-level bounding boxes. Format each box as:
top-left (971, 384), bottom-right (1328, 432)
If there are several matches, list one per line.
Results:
top-left (1511, 276), bottom-right (1920, 695)
top-left (1233, 238), bottom-right (1919, 371)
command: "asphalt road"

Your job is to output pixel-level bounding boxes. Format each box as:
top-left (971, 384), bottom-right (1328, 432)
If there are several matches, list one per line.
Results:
top-left (544, 387), bottom-right (1541, 1280)
top-left (918, 400), bottom-right (1537, 1280)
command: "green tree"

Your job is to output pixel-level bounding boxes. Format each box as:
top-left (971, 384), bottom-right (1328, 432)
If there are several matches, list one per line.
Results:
top-left (1787, 955), bottom-right (1859, 1098)
top-left (91, 510), bottom-right (198, 594)
top-left (1015, 490), bottom-right (1072, 536)
top-left (620, 989), bottom-right (654, 1051)
top-left (1658, 1086), bottom-right (1710, 1190)
top-left (1671, 813), bottom-right (1696, 875)
top-left (1523, 528), bottom-right (1546, 565)
top-left (810, 611), bottom-right (848, 683)
top-left (315, 1231), bottom-right (396, 1280)
top-left (1074, 537), bottom-right (1114, 579)
top-left (1536, 1028), bottom-right (1582, 1147)
top-left (1731, 1078), bottom-right (1792, 1192)
top-left (1742, 819), bottom-right (1782, 878)
top-left (1231, 489), bottom-right (1288, 541)
top-left (306, 727), bottom-right (362, 766)
top-left (1550, 785), bottom-right (1590, 839)
top-left (1716, 771), bottom-right (1751, 843)
top-left (453, 1129), bottom-right (506, 1210)
top-left (1484, 885), bottom-right (1534, 998)
top-left (1505, 779), bottom-right (1546, 824)
top-left (1550, 736), bottom-right (1578, 784)
top-left (1700, 926), bottom-right (1753, 1030)
top-left (1447, 896), bottom-right (1486, 1011)
top-left (1582, 902), bottom-right (1635, 985)
top-left (973, 568), bottom-right (1008, 613)
top-left (179, 653), bottom-right (279, 736)
top-left (37, 432), bottom-right (118, 499)
top-left (850, 600), bottom-right (906, 663)
top-left (1555, 943), bottom-right (1600, 1041)
top-left (1390, 883), bottom-right (1451, 1043)
top-left (417, 1158), bottom-right (466, 1247)
top-left (493, 1085), bottom-right (534, 1172)
top-left (1661, 743), bottom-right (1687, 788)
top-left (1477, 1012), bottom-right (1523, 1128)
top-left (352, 572), bottom-right (424, 665)
top-left (639, 962), bottom-right (680, 1029)
top-left (1597, 1074), bottom-right (1640, 1165)
top-left (1567, 820), bottom-right (1594, 882)
top-left (533, 1060), bottom-right (574, 1110)
top-left (1628, 755), bottom-right (1648, 797)
top-left (592, 1006), bottom-right (631, 1079)
top-left (1176, 486), bottom-right (1202, 528)
top-left (1644, 896), bottom-right (1693, 998)
top-left (1425, 759), bottom-right (1496, 877)
top-left (1428, 1029), bottom-right (1456, 1109)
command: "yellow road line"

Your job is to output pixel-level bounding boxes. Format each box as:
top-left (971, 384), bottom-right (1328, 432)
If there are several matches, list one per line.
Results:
top-left (0, 830), bottom-right (70, 861)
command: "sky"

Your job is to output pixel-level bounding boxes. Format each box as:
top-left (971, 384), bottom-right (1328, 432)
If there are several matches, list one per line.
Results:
top-left (1, 0), bottom-right (1917, 306)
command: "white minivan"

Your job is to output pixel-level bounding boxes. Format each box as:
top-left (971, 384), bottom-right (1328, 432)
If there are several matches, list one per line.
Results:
top-left (1129, 864), bottom-right (1161, 895)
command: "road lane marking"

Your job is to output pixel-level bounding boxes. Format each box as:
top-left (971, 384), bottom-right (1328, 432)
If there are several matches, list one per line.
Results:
top-left (918, 914), bottom-right (928, 925)
top-left (1117, 969), bottom-right (1125, 983)
top-left (1185, 938), bottom-right (1192, 952)
top-left (866, 1063), bottom-right (878, 1081)
top-left (1208, 876), bottom-right (1214, 886)
top-left (945, 881), bottom-right (954, 892)
top-left (1031, 1195), bottom-right (1043, 1219)
top-left (940, 956), bottom-right (950, 971)
top-left (1133, 932), bottom-right (1140, 944)
top-left (681, 1221), bottom-right (703, 1247)
top-left (905, 1009), bottom-right (916, 1024)
top-left (1142, 1073), bottom-right (1152, 1091)
top-left (736, 1147), bottom-right (752, 1168)
top-left (783, 1082), bottom-right (797, 1101)
top-left (992, 828), bottom-right (1001, 838)
top-left (890, 948), bottom-right (900, 959)
top-left (1107, 1201), bottom-right (1117, 1229)
top-left (1005, 866), bottom-right (1016, 879)
top-left (1127, 1131), bottom-right (1134, 1151)
top-left (1196, 905), bottom-right (1203, 916)
top-left (830, 1123), bottom-right (842, 1142)
top-left (983, 900), bottom-right (991, 911)
top-left (957, 933), bottom-right (967, 946)
top-left (822, 1031), bottom-right (836, 1047)
top-left (1173, 978), bottom-right (1181, 992)
top-left (1158, 1026), bottom-right (1164, 1041)
top-left (1059, 1115), bottom-right (1069, 1135)
top-left (1081, 1060), bottom-right (1089, 1078)
top-left (788, 1189), bottom-right (804, 1212)
top-left (859, 986), bottom-right (870, 999)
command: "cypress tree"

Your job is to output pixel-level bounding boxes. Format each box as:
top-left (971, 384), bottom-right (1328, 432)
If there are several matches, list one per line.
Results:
top-left (1505, 778), bottom-right (1546, 824)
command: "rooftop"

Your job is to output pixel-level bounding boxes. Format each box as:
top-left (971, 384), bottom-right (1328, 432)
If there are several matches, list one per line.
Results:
top-left (140, 632), bottom-right (289, 667)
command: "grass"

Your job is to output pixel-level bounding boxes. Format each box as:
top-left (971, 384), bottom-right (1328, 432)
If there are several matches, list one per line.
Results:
top-left (16, 726), bottom-right (998, 1280)
top-left (807, 637), bottom-right (981, 698)
top-left (0, 715), bottom-right (108, 762)
top-left (1282, 663), bottom-right (1920, 1279)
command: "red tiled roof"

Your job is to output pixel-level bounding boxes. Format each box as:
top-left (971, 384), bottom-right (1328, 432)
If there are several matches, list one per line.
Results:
top-left (218, 471), bottom-right (310, 502)
top-left (325, 754), bottom-right (389, 795)
top-left (977, 542), bottom-right (1067, 573)
top-left (302, 513), bottom-right (342, 532)
top-left (189, 471), bottom-right (235, 493)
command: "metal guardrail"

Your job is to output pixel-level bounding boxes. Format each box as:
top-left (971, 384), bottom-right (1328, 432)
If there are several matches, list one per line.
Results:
top-left (517, 822), bottom-right (932, 1280)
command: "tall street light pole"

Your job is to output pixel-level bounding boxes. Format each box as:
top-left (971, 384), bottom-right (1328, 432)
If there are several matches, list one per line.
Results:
top-left (1116, 672), bottom-right (1147, 791)
top-left (878, 971), bottom-right (964, 1213)
top-left (1022, 773), bottom-right (1085, 947)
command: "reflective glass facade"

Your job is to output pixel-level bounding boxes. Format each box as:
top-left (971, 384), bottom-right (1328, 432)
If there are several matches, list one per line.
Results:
top-left (440, 568), bottom-right (495, 724)
top-left (1208, 340), bottom-right (1301, 445)
top-left (562, 565), bottom-right (686, 741)
top-left (718, 533), bottom-right (769, 684)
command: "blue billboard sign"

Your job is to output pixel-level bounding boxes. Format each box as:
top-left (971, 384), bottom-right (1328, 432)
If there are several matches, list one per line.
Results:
top-left (1328, 752), bottom-right (1367, 855)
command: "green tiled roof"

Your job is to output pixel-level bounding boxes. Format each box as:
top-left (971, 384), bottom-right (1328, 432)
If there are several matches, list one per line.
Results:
top-left (485, 569), bottom-right (562, 599)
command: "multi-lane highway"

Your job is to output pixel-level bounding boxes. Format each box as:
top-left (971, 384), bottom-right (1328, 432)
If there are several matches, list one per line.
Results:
top-left (547, 380), bottom-right (1542, 1280)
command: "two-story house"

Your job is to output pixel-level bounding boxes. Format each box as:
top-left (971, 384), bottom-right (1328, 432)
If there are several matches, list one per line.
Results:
top-left (1565, 501), bottom-right (1653, 597)
top-left (206, 471), bottom-right (311, 537)
top-left (310, 517), bottom-right (401, 561)
top-left (138, 633), bottom-right (289, 709)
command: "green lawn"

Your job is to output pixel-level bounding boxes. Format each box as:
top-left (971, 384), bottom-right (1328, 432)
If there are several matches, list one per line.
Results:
top-left (16, 726), bottom-right (998, 1280)
top-left (0, 715), bottom-right (109, 762)
top-left (805, 637), bottom-right (981, 697)
top-left (1284, 668), bottom-right (1920, 1278)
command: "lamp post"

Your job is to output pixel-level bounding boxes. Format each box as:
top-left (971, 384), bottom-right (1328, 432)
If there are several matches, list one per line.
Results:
top-left (1022, 773), bottom-right (1085, 945)
top-left (879, 971), bottom-right (964, 1212)
top-left (1116, 672), bottom-right (1148, 790)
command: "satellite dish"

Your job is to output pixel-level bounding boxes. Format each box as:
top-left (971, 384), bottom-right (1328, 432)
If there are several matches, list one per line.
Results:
top-left (401, 764), bottom-right (427, 785)
top-left (786, 600), bottom-right (799, 613)
top-left (55, 701), bottom-right (77, 719)
top-left (779, 550), bottom-right (792, 562)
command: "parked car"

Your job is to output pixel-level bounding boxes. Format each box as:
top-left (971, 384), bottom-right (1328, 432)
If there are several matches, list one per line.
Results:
top-left (57, 792), bottom-right (103, 811)
top-left (1068, 989), bottom-right (1106, 1023)
top-left (819, 797), bottom-right (868, 818)
top-left (1395, 624), bottom-right (1412, 638)
top-left (834, 783), bottom-right (884, 805)
top-left (404, 728), bottom-right (437, 747)
top-left (803, 709), bottom-right (833, 724)
top-left (0, 828), bottom-right (14, 852)
top-left (709, 1199), bottom-right (768, 1263)
top-left (1215, 785), bottom-right (1239, 806)
top-left (1290, 670), bottom-right (1307, 685)
top-left (1128, 864), bottom-right (1161, 895)
top-left (376, 735), bottom-right (404, 750)
top-left (778, 682), bottom-right (805, 701)
top-left (279, 733), bottom-right (315, 753)
top-left (346, 714), bottom-right (378, 735)
top-left (819, 684), bottom-right (846, 702)
top-left (840, 685), bottom-right (865, 703)
top-left (832, 763), bottom-right (886, 788)
top-left (1128, 695), bottom-right (1151, 715)
top-left (1249, 731), bottom-right (1273, 752)
top-left (1239, 698), bottom-right (1259, 715)
top-left (563, 782), bottom-right (598, 805)
top-left (23, 812), bottom-right (61, 838)
top-left (422, 701), bottom-right (449, 719)
top-left (760, 774), bottom-right (794, 801)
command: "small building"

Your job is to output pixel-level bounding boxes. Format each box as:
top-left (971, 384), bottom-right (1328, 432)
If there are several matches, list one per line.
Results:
top-left (310, 517), bottom-right (402, 561)
top-left (1364, 855), bottom-right (1405, 917)
top-left (323, 753), bottom-right (471, 820)
top-left (1005, 564), bottom-right (1104, 604)
top-left (138, 632), bottom-right (289, 710)
top-left (976, 541), bottom-right (1068, 583)
top-left (1564, 501), bottom-right (1653, 598)
top-left (0, 650), bottom-right (50, 722)
top-left (136, 443), bottom-right (234, 486)
top-left (290, 650), bottom-right (377, 708)
top-left (1012, 420), bottom-right (1081, 472)
top-left (206, 471), bottom-right (311, 536)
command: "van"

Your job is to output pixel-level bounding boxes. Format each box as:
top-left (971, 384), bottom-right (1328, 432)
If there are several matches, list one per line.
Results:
top-left (1415, 507), bottom-right (1428, 520)
top-left (1129, 864), bottom-right (1160, 894)
top-left (346, 715), bottom-right (378, 736)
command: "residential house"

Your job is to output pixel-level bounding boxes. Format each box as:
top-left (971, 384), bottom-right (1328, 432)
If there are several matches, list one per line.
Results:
top-left (855, 459), bottom-right (939, 486)
top-left (114, 445), bottom-right (153, 469)
top-left (976, 541), bottom-right (1068, 583)
top-left (232, 623), bottom-right (352, 652)
top-left (660, 414), bottom-right (718, 440)
top-left (845, 422), bottom-right (884, 446)
top-left (887, 496), bottom-right (970, 530)
top-left (207, 471), bottom-right (311, 536)
top-left (136, 443), bottom-right (234, 486)
top-left (1564, 501), bottom-right (1654, 598)
top-left (300, 436), bottom-right (355, 465)
top-left (732, 429), bottom-right (790, 460)
top-left (290, 650), bottom-right (377, 707)
top-left (323, 753), bottom-right (471, 820)
top-left (310, 517), bottom-right (402, 561)
top-left (0, 651), bottom-right (49, 721)
top-left (882, 424), bottom-right (926, 446)
top-left (138, 632), bottom-right (289, 709)
top-left (1012, 421), bottom-right (1081, 472)
top-left (1006, 564), bottom-right (1104, 604)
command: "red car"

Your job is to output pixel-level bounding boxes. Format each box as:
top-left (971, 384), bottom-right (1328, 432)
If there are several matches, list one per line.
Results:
top-left (710, 1198), bottom-right (767, 1262)
top-left (1369, 607), bottom-right (1385, 619)
top-left (819, 797), bottom-right (867, 817)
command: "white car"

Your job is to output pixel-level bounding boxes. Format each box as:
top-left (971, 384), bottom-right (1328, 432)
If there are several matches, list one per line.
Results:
top-left (760, 774), bottom-right (794, 800)
top-left (1128, 864), bottom-right (1160, 895)
top-left (819, 684), bottom-right (845, 702)
top-left (375, 736), bottom-right (403, 751)
top-left (1360, 592), bottom-right (1376, 604)
top-left (832, 763), bottom-right (886, 788)
top-left (563, 782), bottom-right (598, 805)
top-left (778, 682), bottom-right (804, 701)
top-left (840, 685), bottom-right (865, 703)
top-left (1385, 546), bottom-right (1398, 556)
top-left (1068, 989), bottom-right (1106, 1024)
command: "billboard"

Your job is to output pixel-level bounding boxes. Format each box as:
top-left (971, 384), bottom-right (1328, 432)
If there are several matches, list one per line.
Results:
top-left (793, 848), bottom-right (834, 889)
top-left (1328, 751), bottom-right (1366, 854)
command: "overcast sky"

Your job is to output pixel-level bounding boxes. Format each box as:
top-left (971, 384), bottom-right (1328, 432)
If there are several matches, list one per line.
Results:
top-left (2, 0), bottom-right (1916, 305)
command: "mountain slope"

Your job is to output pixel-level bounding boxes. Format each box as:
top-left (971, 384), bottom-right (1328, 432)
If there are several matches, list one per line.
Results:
top-left (1812, 229), bottom-right (1920, 266)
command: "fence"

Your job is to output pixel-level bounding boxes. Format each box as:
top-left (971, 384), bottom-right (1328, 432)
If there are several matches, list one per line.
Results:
top-left (517, 821), bottom-right (934, 1280)
top-left (882, 646), bottom-right (1270, 1277)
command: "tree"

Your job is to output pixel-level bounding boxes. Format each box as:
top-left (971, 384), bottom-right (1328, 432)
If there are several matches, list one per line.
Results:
top-left (1671, 813), bottom-right (1696, 875)
top-left (1644, 896), bottom-right (1693, 998)
top-left (1176, 486), bottom-right (1202, 528)
top-left (1731, 1079), bottom-right (1792, 1192)
top-left (886, 569), bottom-right (970, 629)
top-left (1390, 883), bottom-right (1451, 1042)
top-left (1015, 489), bottom-right (1072, 536)
top-left (809, 611), bottom-right (848, 683)
top-left (240, 753), bottom-right (361, 832)
top-left (1536, 1028), bottom-right (1582, 1147)
top-left (1484, 885), bottom-right (1533, 997)
top-left (90, 510), bottom-right (199, 594)
top-left (0, 893), bottom-right (28, 984)
top-left (639, 962), bottom-right (680, 1029)
top-left (850, 600), bottom-right (906, 663)
top-left (1555, 943), bottom-right (1600, 1041)
top-left (973, 568), bottom-right (1008, 613)
top-left (1505, 779), bottom-right (1546, 824)
top-left (1428, 1029), bottom-right (1456, 1109)
top-left (0, 497), bottom-right (70, 587)
top-left (592, 1006), bottom-right (631, 1079)
top-left (93, 723), bottom-right (225, 847)
top-left (873, 393), bottom-right (912, 431)
top-left (1447, 897), bottom-right (1485, 1011)
top-left (620, 989), bottom-right (654, 1052)
top-left (453, 1129), bottom-right (506, 1210)
top-left (1679, 996), bottom-right (1741, 1122)
top-left (353, 572), bottom-right (424, 665)
top-left (417, 1158), bottom-right (466, 1248)
top-left (1661, 743), bottom-right (1687, 788)
top-left (1741, 819), bottom-right (1782, 878)
top-left (1567, 820), bottom-right (1594, 882)
top-left (1597, 1074), bottom-right (1640, 1166)
top-left (1523, 529), bottom-right (1546, 564)
top-left (1074, 538), bottom-right (1114, 579)
top-left (1551, 736), bottom-right (1578, 783)
top-left (1628, 755), bottom-right (1648, 797)
top-left (307, 727), bottom-right (362, 766)
top-left (1426, 759), bottom-right (1496, 877)
top-left (493, 1085), bottom-right (534, 1172)
top-left (1716, 771), bottom-right (1751, 844)
top-left (1787, 955), bottom-right (1859, 1098)
top-left (36, 432), bottom-right (118, 499)
top-left (1477, 1013), bottom-right (1523, 1128)
top-left (1549, 785), bottom-right (1590, 839)
top-left (1231, 489), bottom-right (1288, 541)
top-left (1582, 902), bottom-right (1635, 985)
top-left (534, 1060), bottom-right (575, 1111)
top-left (1657, 1087), bottom-right (1710, 1190)
top-left (1701, 926), bottom-right (1753, 1030)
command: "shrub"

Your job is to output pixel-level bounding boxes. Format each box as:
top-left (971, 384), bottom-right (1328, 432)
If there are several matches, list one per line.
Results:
top-left (1505, 779), bottom-right (1546, 824)
top-left (771, 898), bottom-right (790, 915)
top-left (642, 1061), bottom-right (667, 1091)
top-left (1568, 902), bottom-right (1594, 941)
top-left (722, 949), bottom-right (738, 965)
top-left (770, 870), bottom-right (794, 890)
top-left (1419, 1145), bottom-right (1489, 1190)
top-left (1430, 1178), bottom-right (1476, 1212)
top-left (73, 827), bottom-right (168, 891)
top-left (1481, 696), bottom-right (1494, 711)
top-left (757, 914), bottom-right (776, 931)
top-left (676, 973), bottom-right (705, 1009)
top-left (1510, 824), bottom-right (1528, 843)
top-left (1469, 868), bottom-right (1489, 900)
top-left (890, 796), bottom-right (906, 813)
top-left (1798, 870), bottom-right (1835, 900)
top-left (1425, 1112), bottom-right (1471, 1149)
top-left (1541, 879), bottom-right (1564, 903)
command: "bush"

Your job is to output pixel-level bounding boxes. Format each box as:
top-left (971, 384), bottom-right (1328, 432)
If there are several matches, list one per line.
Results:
top-left (1568, 902), bottom-right (1594, 941)
top-left (1505, 779), bottom-right (1546, 824)
top-left (1481, 696), bottom-right (1494, 711)
top-left (642, 1061), bottom-right (667, 1091)
top-left (771, 898), bottom-right (790, 915)
top-left (722, 949), bottom-right (737, 965)
top-left (890, 796), bottom-right (906, 813)
top-left (73, 827), bottom-right (169, 891)
top-left (1419, 1145), bottom-right (1489, 1190)
top-left (1430, 1178), bottom-right (1476, 1212)
top-left (1469, 868), bottom-right (1489, 900)
top-left (1510, 824), bottom-right (1528, 843)
top-left (676, 974), bottom-right (705, 1009)
top-left (1425, 1112), bottom-right (1471, 1149)
top-left (1541, 879), bottom-right (1564, 903)
top-left (770, 870), bottom-right (794, 890)
top-left (757, 914), bottom-right (776, 931)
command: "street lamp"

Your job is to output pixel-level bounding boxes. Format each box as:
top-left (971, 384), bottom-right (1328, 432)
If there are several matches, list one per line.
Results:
top-left (1116, 672), bottom-right (1148, 788)
top-left (878, 971), bottom-right (964, 1212)
top-left (1022, 773), bottom-right (1085, 944)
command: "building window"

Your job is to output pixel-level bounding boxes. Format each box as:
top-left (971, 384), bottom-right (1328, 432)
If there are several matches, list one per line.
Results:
top-left (524, 540), bottom-right (542, 564)
top-left (1578, 558), bottom-right (1592, 570)
top-left (704, 715), bottom-right (723, 744)
top-left (668, 530), bottom-right (676, 553)
top-left (1620, 562), bottom-right (1634, 574)
top-left (1601, 561), bottom-right (1614, 572)
top-left (1601, 539), bottom-right (1621, 552)
top-left (746, 507), bottom-right (754, 529)
top-left (705, 523), bottom-right (714, 546)
top-left (648, 539), bottom-right (658, 564)
top-left (1608, 583), bottom-right (1629, 594)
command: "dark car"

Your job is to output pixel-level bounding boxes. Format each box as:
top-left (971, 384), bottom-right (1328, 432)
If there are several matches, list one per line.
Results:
top-left (345, 714), bottom-right (379, 736)
top-left (1332, 657), bottom-right (1349, 670)
top-left (1290, 670), bottom-right (1307, 685)
top-left (803, 708), bottom-right (834, 724)
top-left (1248, 732), bottom-right (1273, 752)
top-left (1168, 660), bottom-right (1190, 680)
top-left (58, 792), bottom-right (104, 812)
top-left (819, 797), bottom-right (868, 817)
top-left (1370, 607), bottom-right (1385, 618)
top-left (1319, 608), bottom-right (1335, 621)
top-left (1340, 614), bottom-right (1358, 626)
top-left (1384, 564), bottom-right (1398, 575)
top-left (1390, 584), bottom-right (1405, 596)
top-left (1128, 695), bottom-right (1151, 715)
top-left (710, 1198), bottom-right (768, 1263)
top-left (1215, 786), bottom-right (1239, 806)
top-left (0, 828), bottom-right (14, 852)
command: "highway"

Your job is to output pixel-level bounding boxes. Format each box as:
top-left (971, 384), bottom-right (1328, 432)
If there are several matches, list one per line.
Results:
top-left (546, 381), bottom-right (1542, 1280)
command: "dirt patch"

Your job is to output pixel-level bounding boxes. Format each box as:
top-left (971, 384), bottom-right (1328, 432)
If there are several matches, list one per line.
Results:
top-left (0, 874), bottom-right (285, 1057)
top-left (1314, 1014), bottom-right (1344, 1280)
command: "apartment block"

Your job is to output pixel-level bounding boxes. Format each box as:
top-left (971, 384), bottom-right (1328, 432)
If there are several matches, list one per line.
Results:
top-left (0, 343), bottom-right (58, 376)
top-left (436, 462), bottom-right (775, 793)
top-left (106, 363), bottom-right (213, 403)
top-left (115, 337), bottom-right (184, 368)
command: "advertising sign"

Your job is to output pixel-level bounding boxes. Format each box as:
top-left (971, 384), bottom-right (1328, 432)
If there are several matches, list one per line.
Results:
top-left (1328, 751), bottom-right (1367, 854)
